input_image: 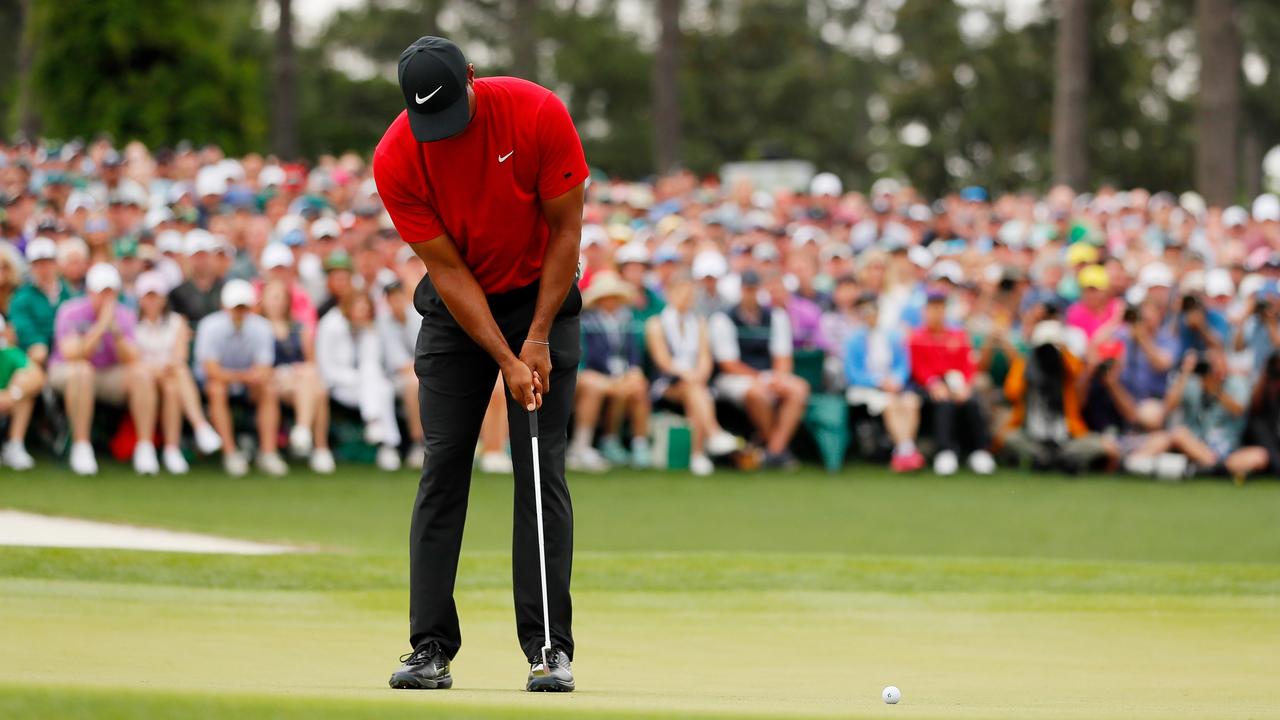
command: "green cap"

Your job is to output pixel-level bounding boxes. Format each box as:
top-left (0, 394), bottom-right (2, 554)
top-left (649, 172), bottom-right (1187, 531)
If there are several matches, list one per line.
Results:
top-left (323, 250), bottom-right (353, 272)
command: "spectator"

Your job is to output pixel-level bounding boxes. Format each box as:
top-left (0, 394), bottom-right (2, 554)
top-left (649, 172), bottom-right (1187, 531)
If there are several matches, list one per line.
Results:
top-left (317, 290), bottom-right (402, 472)
top-left (0, 313), bottom-right (44, 470)
top-left (57, 236), bottom-right (91, 293)
top-left (1233, 284), bottom-right (1280, 377)
top-left (1123, 348), bottom-right (1249, 479)
top-left (709, 270), bottom-right (810, 468)
top-left (614, 243), bottom-right (664, 323)
top-left (49, 263), bottom-right (158, 475)
top-left (316, 250), bottom-right (355, 318)
top-left (1001, 320), bottom-right (1114, 472)
top-left (260, 279), bottom-right (334, 474)
top-left (195, 279), bottom-right (287, 477)
top-left (133, 271), bottom-right (223, 474)
top-left (909, 291), bottom-right (995, 475)
top-left (644, 272), bottom-right (740, 476)
top-left (169, 229), bottom-right (226, 325)
top-left (820, 274), bottom-right (862, 388)
top-left (377, 280), bottom-right (427, 470)
top-left (9, 237), bottom-right (74, 364)
top-left (844, 292), bottom-right (922, 472)
top-left (1229, 352), bottom-right (1280, 483)
top-left (1066, 264), bottom-right (1120, 341)
top-left (765, 268), bottom-right (827, 352)
top-left (1115, 297), bottom-right (1178, 403)
top-left (572, 272), bottom-right (651, 471)
top-left (256, 242), bottom-right (319, 333)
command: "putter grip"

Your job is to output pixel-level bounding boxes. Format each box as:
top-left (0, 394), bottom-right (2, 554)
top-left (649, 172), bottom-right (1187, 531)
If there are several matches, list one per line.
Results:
top-left (528, 410), bottom-right (539, 438)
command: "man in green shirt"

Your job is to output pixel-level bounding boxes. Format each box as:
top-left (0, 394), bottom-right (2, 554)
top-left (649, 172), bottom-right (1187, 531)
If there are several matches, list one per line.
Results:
top-left (8, 238), bottom-right (75, 365)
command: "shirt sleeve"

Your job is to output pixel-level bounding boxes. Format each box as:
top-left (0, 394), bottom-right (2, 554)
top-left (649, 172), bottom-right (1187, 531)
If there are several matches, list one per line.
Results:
top-left (707, 312), bottom-right (740, 363)
top-left (535, 93), bottom-right (589, 200)
top-left (193, 316), bottom-right (218, 367)
top-left (373, 124), bottom-right (446, 244)
top-left (252, 320), bottom-right (275, 367)
top-left (769, 309), bottom-right (793, 358)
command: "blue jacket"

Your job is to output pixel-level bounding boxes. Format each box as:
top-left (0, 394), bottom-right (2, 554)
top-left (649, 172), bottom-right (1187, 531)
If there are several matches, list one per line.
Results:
top-left (844, 327), bottom-right (910, 389)
top-left (580, 308), bottom-right (643, 375)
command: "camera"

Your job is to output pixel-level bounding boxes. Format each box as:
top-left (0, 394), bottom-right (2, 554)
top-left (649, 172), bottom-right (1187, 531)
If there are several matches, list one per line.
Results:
top-left (1193, 360), bottom-right (1211, 376)
top-left (1122, 305), bottom-right (1138, 324)
top-left (1257, 299), bottom-right (1270, 316)
top-left (1180, 295), bottom-right (1201, 313)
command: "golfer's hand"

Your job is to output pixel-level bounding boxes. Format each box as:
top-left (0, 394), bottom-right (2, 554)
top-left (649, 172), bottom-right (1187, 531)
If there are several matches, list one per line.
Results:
top-left (520, 339), bottom-right (552, 393)
top-left (502, 358), bottom-right (542, 411)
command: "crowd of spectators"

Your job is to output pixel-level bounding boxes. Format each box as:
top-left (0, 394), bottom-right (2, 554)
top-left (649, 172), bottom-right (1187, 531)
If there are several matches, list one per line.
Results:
top-left (2, 136), bottom-right (1279, 483)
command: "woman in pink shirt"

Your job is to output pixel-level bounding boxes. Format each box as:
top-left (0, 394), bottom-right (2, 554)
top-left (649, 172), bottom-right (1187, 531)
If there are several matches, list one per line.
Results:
top-left (1065, 265), bottom-right (1120, 339)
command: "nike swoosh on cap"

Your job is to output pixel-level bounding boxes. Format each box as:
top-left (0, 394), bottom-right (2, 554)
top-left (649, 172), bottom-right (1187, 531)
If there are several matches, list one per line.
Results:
top-left (415, 85), bottom-right (443, 104)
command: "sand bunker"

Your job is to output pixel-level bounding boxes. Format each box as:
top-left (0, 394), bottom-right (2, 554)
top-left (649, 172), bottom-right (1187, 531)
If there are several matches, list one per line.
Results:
top-left (0, 510), bottom-right (295, 555)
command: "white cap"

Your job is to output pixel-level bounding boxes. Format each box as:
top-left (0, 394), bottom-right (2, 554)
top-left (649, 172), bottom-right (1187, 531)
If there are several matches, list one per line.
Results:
top-left (260, 242), bottom-right (295, 270)
top-left (156, 230), bottom-right (185, 254)
top-left (908, 245), bottom-right (934, 269)
top-left (220, 279), bottom-right (256, 309)
top-left (1222, 205), bottom-right (1249, 228)
top-left (85, 263), bottom-right (123, 294)
top-left (64, 190), bottom-right (97, 215)
top-left (907, 203), bottom-right (933, 223)
top-left (310, 217), bottom-right (341, 239)
top-left (692, 251), bottom-right (728, 279)
top-left (930, 259), bottom-right (964, 284)
top-left (791, 226), bottom-right (827, 246)
top-left (184, 229), bottom-right (220, 256)
top-left (24, 237), bottom-right (57, 262)
top-left (275, 214), bottom-right (306, 237)
top-left (808, 172), bottom-right (843, 197)
top-left (581, 224), bottom-right (609, 249)
top-left (135, 271), bottom-right (169, 297)
top-left (1030, 320), bottom-right (1065, 348)
top-left (1179, 191), bottom-right (1206, 218)
top-left (259, 164), bottom-right (286, 188)
top-left (1252, 194), bottom-right (1280, 222)
top-left (1205, 268), bottom-right (1234, 298)
top-left (614, 243), bottom-right (650, 266)
top-left (144, 206), bottom-right (174, 229)
top-left (195, 166), bottom-right (228, 197)
top-left (1138, 262), bottom-right (1174, 289)
top-left (752, 242), bottom-right (780, 262)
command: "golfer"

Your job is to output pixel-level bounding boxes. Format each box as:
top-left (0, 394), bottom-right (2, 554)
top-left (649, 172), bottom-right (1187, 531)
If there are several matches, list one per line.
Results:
top-left (373, 36), bottom-right (586, 693)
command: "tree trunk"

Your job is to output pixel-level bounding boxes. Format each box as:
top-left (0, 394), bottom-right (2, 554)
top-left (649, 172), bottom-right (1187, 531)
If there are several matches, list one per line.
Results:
top-left (653, 0), bottom-right (682, 175)
top-left (1241, 126), bottom-right (1261, 200)
top-left (1195, 0), bottom-right (1240, 207)
top-left (271, 0), bottom-right (299, 160)
top-left (510, 0), bottom-right (538, 81)
top-left (14, 0), bottom-right (39, 138)
top-left (1051, 0), bottom-right (1089, 190)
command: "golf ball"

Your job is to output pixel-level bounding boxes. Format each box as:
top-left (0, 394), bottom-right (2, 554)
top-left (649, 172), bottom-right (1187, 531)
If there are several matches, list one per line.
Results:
top-left (882, 685), bottom-right (901, 704)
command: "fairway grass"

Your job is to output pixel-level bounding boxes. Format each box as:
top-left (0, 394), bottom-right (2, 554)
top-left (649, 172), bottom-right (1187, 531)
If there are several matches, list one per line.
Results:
top-left (2, 466), bottom-right (1279, 718)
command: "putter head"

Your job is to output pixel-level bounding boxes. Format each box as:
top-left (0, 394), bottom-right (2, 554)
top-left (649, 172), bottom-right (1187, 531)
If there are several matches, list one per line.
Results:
top-left (530, 646), bottom-right (551, 677)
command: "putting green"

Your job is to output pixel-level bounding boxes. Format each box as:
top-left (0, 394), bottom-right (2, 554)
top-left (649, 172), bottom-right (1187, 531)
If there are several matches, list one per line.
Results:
top-left (2, 466), bottom-right (1279, 718)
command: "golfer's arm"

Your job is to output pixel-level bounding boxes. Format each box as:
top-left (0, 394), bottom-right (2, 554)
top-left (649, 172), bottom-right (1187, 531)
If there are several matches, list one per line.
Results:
top-left (408, 236), bottom-right (519, 370)
top-left (529, 184), bottom-right (585, 342)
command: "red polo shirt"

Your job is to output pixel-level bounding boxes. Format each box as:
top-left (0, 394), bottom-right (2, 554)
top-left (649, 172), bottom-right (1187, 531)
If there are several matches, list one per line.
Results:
top-left (373, 76), bottom-right (588, 295)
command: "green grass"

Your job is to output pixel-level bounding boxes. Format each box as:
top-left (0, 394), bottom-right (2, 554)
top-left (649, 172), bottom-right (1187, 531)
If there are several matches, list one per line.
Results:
top-left (2, 465), bottom-right (1280, 718)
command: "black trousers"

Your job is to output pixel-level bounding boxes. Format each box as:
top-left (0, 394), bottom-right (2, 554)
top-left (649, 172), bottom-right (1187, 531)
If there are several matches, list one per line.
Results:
top-left (409, 275), bottom-right (581, 662)
top-left (925, 396), bottom-right (989, 454)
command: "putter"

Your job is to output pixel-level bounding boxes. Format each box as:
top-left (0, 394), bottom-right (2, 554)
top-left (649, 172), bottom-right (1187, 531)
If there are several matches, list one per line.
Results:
top-left (527, 408), bottom-right (553, 675)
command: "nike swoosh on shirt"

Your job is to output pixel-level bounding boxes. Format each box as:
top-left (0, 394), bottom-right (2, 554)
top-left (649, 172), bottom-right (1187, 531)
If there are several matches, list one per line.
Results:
top-left (415, 86), bottom-right (442, 104)
top-left (498, 151), bottom-right (514, 163)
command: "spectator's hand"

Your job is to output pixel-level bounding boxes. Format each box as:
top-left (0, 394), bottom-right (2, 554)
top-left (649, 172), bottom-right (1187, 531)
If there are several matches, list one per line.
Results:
top-left (927, 380), bottom-right (949, 402)
top-left (244, 365), bottom-right (271, 386)
top-left (1180, 351), bottom-right (1198, 376)
top-left (502, 357), bottom-right (541, 411)
top-left (881, 378), bottom-right (902, 394)
top-left (28, 344), bottom-right (48, 366)
top-left (95, 295), bottom-right (117, 329)
top-left (519, 339), bottom-right (552, 395)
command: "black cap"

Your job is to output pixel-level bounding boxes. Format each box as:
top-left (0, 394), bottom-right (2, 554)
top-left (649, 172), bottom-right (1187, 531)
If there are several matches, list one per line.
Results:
top-left (398, 36), bottom-right (471, 142)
